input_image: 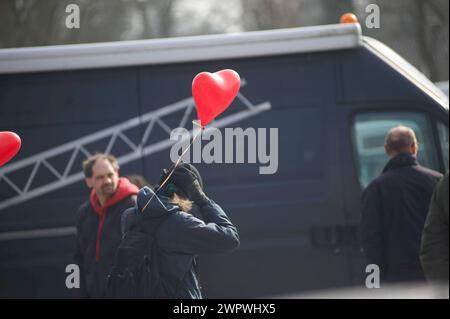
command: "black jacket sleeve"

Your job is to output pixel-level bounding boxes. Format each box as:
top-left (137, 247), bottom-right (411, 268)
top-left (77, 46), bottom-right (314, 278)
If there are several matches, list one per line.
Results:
top-left (161, 199), bottom-right (240, 255)
top-left (420, 174), bottom-right (449, 283)
top-left (360, 182), bottom-right (385, 275)
top-left (74, 206), bottom-right (89, 298)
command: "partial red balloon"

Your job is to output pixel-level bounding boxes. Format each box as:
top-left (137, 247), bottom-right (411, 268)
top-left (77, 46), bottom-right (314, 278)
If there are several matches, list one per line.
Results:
top-left (192, 69), bottom-right (240, 127)
top-left (0, 132), bottom-right (22, 167)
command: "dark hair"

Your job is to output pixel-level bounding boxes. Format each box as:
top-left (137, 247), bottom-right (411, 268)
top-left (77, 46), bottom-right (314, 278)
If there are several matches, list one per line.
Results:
top-left (385, 126), bottom-right (417, 153)
top-left (82, 153), bottom-right (119, 178)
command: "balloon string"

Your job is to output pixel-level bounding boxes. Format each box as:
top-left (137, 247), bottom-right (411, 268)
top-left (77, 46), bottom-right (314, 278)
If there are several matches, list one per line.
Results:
top-left (140, 121), bottom-right (203, 213)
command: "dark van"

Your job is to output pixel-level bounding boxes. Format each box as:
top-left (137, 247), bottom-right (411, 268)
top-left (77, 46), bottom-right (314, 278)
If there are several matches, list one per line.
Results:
top-left (0, 22), bottom-right (448, 298)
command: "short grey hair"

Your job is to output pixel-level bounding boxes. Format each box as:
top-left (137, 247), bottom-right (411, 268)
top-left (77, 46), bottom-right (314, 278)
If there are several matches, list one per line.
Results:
top-left (385, 125), bottom-right (417, 153)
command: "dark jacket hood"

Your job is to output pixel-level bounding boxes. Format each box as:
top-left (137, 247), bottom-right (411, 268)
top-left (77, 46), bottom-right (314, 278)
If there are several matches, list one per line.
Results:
top-left (137, 186), bottom-right (179, 218)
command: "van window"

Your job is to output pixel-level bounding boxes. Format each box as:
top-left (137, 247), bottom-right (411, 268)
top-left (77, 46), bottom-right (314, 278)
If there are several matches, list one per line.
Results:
top-left (353, 112), bottom-right (438, 188)
top-left (437, 121), bottom-right (449, 171)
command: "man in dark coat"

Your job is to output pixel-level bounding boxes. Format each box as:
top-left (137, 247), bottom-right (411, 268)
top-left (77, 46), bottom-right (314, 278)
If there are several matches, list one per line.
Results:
top-left (121, 163), bottom-right (240, 298)
top-left (75, 153), bottom-right (139, 298)
top-left (420, 172), bottom-right (449, 284)
top-left (360, 126), bottom-right (442, 283)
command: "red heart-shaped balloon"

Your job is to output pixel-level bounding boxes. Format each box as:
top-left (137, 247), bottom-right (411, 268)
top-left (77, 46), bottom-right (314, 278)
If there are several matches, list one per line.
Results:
top-left (192, 69), bottom-right (240, 127)
top-left (0, 132), bottom-right (21, 167)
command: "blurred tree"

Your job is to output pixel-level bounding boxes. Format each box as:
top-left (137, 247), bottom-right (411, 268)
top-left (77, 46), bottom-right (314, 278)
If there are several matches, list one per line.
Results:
top-left (0, 0), bottom-right (61, 47)
top-left (413, 0), bottom-right (449, 81)
top-left (56, 0), bottom-right (130, 44)
top-left (241, 0), bottom-right (354, 30)
top-left (171, 0), bottom-right (242, 36)
top-left (0, 0), bottom-right (178, 47)
top-left (305, 0), bottom-right (354, 25)
top-left (242, 0), bottom-right (301, 30)
top-left (0, 0), bottom-right (447, 82)
top-left (356, 0), bottom-right (449, 81)
top-left (131, 0), bottom-right (177, 39)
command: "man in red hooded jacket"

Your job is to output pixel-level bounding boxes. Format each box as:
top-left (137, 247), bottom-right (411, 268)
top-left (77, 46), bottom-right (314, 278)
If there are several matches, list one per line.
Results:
top-left (74, 153), bottom-right (139, 298)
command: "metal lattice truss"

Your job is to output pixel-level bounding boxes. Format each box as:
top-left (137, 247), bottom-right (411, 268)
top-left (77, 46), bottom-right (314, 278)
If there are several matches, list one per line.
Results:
top-left (0, 84), bottom-right (271, 211)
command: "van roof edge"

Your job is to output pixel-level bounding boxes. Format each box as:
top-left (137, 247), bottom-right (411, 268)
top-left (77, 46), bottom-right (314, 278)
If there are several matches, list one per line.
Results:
top-left (362, 36), bottom-right (449, 110)
top-left (0, 24), bottom-right (362, 74)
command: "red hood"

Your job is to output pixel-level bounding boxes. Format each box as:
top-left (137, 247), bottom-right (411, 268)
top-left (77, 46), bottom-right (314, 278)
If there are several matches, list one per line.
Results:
top-left (90, 177), bottom-right (139, 262)
top-left (90, 177), bottom-right (139, 216)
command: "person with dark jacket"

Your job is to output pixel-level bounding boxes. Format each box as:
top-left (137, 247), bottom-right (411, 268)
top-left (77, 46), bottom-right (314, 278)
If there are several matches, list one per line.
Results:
top-left (360, 126), bottom-right (442, 283)
top-left (420, 172), bottom-right (449, 284)
top-left (75, 153), bottom-right (139, 298)
top-left (121, 163), bottom-right (240, 298)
